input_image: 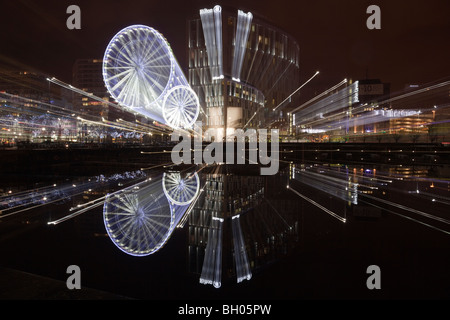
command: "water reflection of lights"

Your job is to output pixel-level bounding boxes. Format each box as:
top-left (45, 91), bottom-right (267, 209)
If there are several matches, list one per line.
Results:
top-left (200, 216), bottom-right (224, 288)
top-left (0, 170), bottom-right (146, 221)
top-left (103, 171), bottom-right (200, 256)
top-left (290, 163), bottom-right (450, 235)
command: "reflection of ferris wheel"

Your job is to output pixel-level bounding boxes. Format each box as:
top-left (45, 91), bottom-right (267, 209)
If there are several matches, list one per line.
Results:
top-left (103, 24), bottom-right (199, 129)
top-left (103, 189), bottom-right (173, 256)
top-left (162, 172), bottom-right (200, 206)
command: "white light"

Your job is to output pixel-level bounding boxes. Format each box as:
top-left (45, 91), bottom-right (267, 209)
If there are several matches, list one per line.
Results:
top-left (231, 10), bottom-right (252, 81)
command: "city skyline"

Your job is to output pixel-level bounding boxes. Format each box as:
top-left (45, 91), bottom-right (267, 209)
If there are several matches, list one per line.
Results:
top-left (1, 0), bottom-right (449, 98)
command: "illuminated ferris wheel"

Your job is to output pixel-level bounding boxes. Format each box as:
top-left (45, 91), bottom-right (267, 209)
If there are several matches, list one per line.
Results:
top-left (103, 25), bottom-right (199, 129)
top-left (162, 171), bottom-right (200, 206)
top-left (103, 188), bottom-right (174, 256)
top-left (162, 85), bottom-right (200, 129)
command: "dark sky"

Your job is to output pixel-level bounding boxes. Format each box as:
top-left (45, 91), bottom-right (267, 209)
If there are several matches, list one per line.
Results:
top-left (1, 0), bottom-right (449, 96)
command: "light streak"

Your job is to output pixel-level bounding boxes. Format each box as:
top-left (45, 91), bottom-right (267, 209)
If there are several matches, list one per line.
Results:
top-left (288, 185), bottom-right (346, 223)
top-left (200, 215), bottom-right (224, 288)
top-left (231, 214), bottom-right (252, 283)
top-left (273, 71), bottom-right (320, 111)
top-left (231, 10), bottom-right (253, 82)
top-left (360, 193), bottom-right (450, 225)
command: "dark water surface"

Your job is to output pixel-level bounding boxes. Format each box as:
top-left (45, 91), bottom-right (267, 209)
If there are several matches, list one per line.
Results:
top-left (0, 159), bottom-right (449, 300)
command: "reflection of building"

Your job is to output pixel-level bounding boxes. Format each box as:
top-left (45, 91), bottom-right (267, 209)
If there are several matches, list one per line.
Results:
top-left (188, 165), bottom-right (299, 287)
top-left (187, 5), bottom-right (300, 139)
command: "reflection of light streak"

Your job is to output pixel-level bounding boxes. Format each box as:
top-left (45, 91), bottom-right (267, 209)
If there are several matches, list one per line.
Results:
top-left (359, 199), bottom-right (450, 235)
top-left (360, 193), bottom-right (450, 225)
top-left (292, 167), bottom-right (359, 204)
top-left (140, 162), bottom-right (175, 171)
top-left (0, 171), bottom-right (146, 222)
top-left (177, 187), bottom-right (203, 228)
top-left (200, 216), bottom-right (224, 288)
top-left (48, 198), bottom-right (105, 225)
top-left (231, 214), bottom-right (252, 283)
top-left (288, 185), bottom-right (346, 223)
top-left (0, 196), bottom-right (72, 219)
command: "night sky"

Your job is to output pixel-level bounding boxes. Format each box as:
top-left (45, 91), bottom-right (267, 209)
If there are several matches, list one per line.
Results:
top-left (1, 0), bottom-right (449, 97)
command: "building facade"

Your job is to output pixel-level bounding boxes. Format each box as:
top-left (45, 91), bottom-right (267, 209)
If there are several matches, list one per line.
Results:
top-left (187, 5), bottom-right (300, 140)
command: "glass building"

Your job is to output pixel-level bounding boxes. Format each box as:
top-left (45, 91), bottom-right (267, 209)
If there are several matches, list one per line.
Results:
top-left (187, 5), bottom-right (300, 139)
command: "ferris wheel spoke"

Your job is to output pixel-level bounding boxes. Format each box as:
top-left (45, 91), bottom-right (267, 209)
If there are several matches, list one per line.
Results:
top-left (142, 71), bottom-right (167, 93)
top-left (110, 200), bottom-right (136, 214)
top-left (106, 210), bottom-right (136, 217)
top-left (143, 219), bottom-right (166, 244)
top-left (107, 214), bottom-right (133, 231)
top-left (143, 53), bottom-right (171, 67)
top-left (110, 71), bottom-right (133, 93)
top-left (140, 39), bottom-right (159, 62)
top-left (167, 113), bottom-right (181, 127)
top-left (106, 66), bottom-right (134, 71)
top-left (117, 46), bottom-right (138, 66)
top-left (142, 68), bottom-right (171, 88)
top-left (164, 108), bottom-right (180, 120)
top-left (106, 55), bottom-right (133, 67)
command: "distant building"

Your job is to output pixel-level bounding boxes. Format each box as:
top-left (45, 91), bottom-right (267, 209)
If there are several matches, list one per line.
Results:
top-left (187, 5), bottom-right (300, 139)
top-left (0, 70), bottom-right (72, 106)
top-left (72, 59), bottom-right (110, 119)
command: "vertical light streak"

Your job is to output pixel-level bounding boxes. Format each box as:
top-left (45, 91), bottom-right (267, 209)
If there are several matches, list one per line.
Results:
top-left (200, 6), bottom-right (223, 81)
top-left (200, 216), bottom-right (223, 288)
top-left (213, 5), bottom-right (224, 79)
top-left (232, 10), bottom-right (253, 82)
top-left (232, 214), bottom-right (252, 283)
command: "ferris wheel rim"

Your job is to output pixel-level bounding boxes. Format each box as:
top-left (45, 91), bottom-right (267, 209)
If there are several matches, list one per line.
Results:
top-left (162, 85), bottom-right (200, 129)
top-left (102, 24), bottom-right (175, 111)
